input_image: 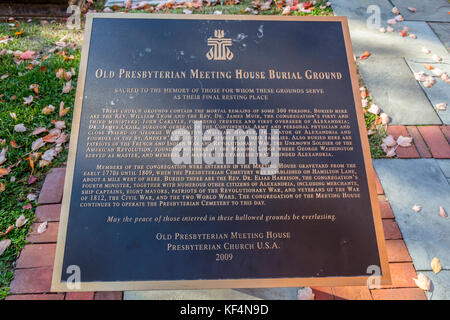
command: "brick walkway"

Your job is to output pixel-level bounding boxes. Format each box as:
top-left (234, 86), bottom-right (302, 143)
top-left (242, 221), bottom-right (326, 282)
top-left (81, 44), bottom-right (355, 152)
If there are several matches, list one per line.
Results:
top-left (6, 125), bottom-right (449, 300)
top-left (6, 168), bottom-right (122, 300)
top-left (387, 126), bottom-right (450, 159)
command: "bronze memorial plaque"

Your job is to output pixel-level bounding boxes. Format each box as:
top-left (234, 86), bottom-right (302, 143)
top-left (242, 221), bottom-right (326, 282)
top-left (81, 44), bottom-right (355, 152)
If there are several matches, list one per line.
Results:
top-left (52, 14), bottom-right (390, 292)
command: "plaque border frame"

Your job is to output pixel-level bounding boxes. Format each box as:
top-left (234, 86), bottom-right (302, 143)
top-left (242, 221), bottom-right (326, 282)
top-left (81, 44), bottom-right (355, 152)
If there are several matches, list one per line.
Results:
top-left (52, 13), bottom-right (391, 292)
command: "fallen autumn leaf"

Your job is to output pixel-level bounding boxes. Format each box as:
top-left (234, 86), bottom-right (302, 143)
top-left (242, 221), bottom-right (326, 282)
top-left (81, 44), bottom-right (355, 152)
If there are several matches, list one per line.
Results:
top-left (37, 221), bottom-right (48, 234)
top-left (0, 239), bottom-right (11, 256)
top-left (15, 214), bottom-right (28, 228)
top-left (413, 273), bottom-right (431, 291)
top-left (431, 257), bottom-right (442, 274)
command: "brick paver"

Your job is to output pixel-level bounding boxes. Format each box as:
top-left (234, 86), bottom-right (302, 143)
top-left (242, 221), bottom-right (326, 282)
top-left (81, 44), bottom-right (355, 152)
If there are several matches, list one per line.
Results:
top-left (387, 126), bottom-right (420, 158)
top-left (37, 168), bottom-right (66, 204)
top-left (373, 168), bottom-right (384, 195)
top-left (10, 267), bottom-right (53, 294)
top-left (65, 292), bottom-right (95, 300)
top-left (332, 286), bottom-right (372, 300)
top-left (371, 288), bottom-right (427, 300)
top-left (94, 291), bottom-right (124, 300)
top-left (382, 219), bottom-right (403, 240)
top-left (35, 204), bottom-right (62, 222)
top-left (5, 294), bottom-right (65, 300)
top-left (385, 240), bottom-right (412, 263)
top-left (382, 263), bottom-right (418, 289)
top-left (16, 244), bottom-right (56, 269)
top-left (406, 126), bottom-right (432, 158)
top-left (311, 287), bottom-right (334, 300)
top-left (418, 126), bottom-right (450, 158)
top-left (379, 201), bottom-right (395, 219)
top-left (441, 126), bottom-right (450, 143)
top-left (27, 222), bottom-right (59, 243)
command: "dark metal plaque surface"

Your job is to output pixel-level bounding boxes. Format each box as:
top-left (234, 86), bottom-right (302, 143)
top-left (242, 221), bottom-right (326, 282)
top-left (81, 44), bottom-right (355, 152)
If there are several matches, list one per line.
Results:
top-left (52, 14), bottom-right (390, 292)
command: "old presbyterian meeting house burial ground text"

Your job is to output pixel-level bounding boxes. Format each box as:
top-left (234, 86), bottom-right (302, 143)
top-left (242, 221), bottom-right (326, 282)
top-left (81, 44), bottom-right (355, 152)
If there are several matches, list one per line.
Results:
top-left (52, 14), bottom-right (390, 292)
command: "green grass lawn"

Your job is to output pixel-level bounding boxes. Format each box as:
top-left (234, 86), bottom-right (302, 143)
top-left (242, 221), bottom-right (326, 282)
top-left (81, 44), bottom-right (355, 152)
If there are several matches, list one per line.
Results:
top-left (0, 0), bottom-right (387, 299)
top-left (0, 20), bottom-right (82, 299)
top-left (99, 0), bottom-right (334, 16)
